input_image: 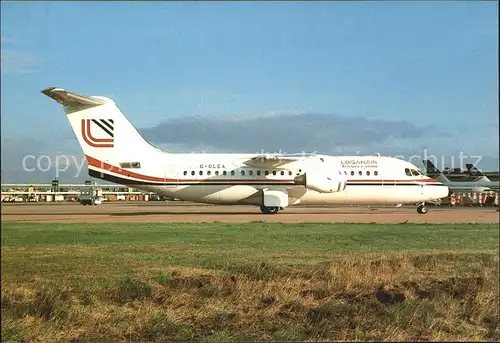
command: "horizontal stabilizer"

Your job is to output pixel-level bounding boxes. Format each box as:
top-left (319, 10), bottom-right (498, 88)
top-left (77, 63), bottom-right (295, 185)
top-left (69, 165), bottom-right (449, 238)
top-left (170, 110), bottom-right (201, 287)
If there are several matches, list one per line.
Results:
top-left (41, 87), bottom-right (108, 112)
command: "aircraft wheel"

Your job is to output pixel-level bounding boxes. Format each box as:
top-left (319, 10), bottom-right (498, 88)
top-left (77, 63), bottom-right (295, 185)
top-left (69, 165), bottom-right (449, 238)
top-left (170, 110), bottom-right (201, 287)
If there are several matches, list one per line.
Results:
top-left (260, 206), bottom-right (280, 214)
top-left (417, 205), bottom-right (428, 214)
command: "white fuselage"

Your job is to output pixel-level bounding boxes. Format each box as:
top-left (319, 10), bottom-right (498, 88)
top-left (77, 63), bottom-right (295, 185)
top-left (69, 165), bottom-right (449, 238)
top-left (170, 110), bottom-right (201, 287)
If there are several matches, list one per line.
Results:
top-left (87, 153), bottom-right (449, 207)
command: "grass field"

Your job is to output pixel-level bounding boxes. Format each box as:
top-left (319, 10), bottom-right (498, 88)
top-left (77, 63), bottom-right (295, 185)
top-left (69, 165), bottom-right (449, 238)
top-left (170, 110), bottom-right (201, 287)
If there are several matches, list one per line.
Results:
top-left (2, 222), bottom-right (499, 342)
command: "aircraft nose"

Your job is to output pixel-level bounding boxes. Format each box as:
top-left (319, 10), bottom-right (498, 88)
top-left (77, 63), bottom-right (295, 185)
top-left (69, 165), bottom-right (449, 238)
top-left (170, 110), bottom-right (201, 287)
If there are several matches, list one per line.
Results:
top-left (447, 186), bottom-right (452, 197)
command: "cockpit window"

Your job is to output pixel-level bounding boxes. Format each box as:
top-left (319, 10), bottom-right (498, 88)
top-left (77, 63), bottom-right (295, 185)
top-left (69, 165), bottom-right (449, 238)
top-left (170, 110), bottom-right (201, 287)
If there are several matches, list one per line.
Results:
top-left (405, 168), bottom-right (412, 176)
top-left (411, 169), bottom-right (421, 176)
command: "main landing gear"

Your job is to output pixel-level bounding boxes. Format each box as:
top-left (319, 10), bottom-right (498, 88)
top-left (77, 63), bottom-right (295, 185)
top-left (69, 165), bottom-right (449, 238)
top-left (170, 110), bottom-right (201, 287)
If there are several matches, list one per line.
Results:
top-left (260, 206), bottom-right (281, 214)
top-left (417, 203), bottom-right (428, 214)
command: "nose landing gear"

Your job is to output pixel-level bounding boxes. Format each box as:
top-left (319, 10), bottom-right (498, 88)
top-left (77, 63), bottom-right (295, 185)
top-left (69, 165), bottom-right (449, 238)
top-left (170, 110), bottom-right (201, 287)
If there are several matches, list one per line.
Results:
top-left (417, 203), bottom-right (428, 214)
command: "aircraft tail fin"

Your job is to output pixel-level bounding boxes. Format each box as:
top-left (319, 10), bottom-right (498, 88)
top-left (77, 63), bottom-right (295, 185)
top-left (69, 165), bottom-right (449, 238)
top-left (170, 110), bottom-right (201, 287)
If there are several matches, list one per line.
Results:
top-left (423, 159), bottom-right (443, 175)
top-left (465, 163), bottom-right (486, 176)
top-left (423, 159), bottom-right (451, 184)
top-left (465, 163), bottom-right (491, 182)
top-left (42, 87), bottom-right (161, 179)
top-left (465, 163), bottom-right (482, 175)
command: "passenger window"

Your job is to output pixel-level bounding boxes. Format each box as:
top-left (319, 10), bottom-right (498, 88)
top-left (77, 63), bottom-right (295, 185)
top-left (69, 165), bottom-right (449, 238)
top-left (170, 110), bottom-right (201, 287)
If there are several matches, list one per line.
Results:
top-left (231, 171), bottom-right (235, 176)
top-left (223, 171), bottom-right (227, 176)
top-left (344, 171), bottom-right (347, 175)
top-left (366, 171), bottom-right (370, 176)
top-left (272, 171), bottom-right (277, 175)
top-left (351, 171), bottom-right (354, 176)
top-left (288, 171), bottom-right (292, 176)
top-left (358, 171), bottom-right (362, 176)
top-left (241, 171), bottom-right (245, 176)
top-left (249, 170), bottom-right (253, 176)
top-left (374, 171), bottom-right (378, 176)
top-left (281, 171), bottom-right (285, 176)
top-left (405, 168), bottom-right (412, 176)
top-left (215, 171), bottom-right (219, 176)
top-left (257, 170), bottom-right (261, 176)
top-left (183, 171), bottom-right (187, 176)
top-left (265, 171), bottom-right (269, 175)
top-left (199, 171), bottom-right (203, 176)
top-left (207, 171), bottom-right (211, 176)
top-left (191, 171), bottom-right (195, 176)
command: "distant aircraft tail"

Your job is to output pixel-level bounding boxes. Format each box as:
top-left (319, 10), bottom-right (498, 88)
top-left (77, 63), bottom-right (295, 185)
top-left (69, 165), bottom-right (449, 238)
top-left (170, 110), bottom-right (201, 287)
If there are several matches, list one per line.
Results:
top-left (41, 87), bottom-right (162, 180)
top-left (465, 163), bottom-right (483, 175)
top-left (423, 160), bottom-right (451, 184)
top-left (465, 163), bottom-right (491, 182)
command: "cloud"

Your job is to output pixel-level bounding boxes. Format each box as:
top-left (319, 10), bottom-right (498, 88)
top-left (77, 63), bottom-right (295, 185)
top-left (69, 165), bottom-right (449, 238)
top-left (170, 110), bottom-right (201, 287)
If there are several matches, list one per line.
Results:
top-left (0, 137), bottom-right (89, 183)
top-left (139, 112), bottom-right (435, 154)
top-left (138, 112), bottom-right (498, 171)
top-left (1, 49), bottom-right (40, 74)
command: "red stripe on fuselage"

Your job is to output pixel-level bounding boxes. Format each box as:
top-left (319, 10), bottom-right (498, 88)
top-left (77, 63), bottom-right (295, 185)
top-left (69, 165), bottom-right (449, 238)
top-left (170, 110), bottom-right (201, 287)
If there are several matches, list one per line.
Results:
top-left (87, 155), bottom-right (166, 182)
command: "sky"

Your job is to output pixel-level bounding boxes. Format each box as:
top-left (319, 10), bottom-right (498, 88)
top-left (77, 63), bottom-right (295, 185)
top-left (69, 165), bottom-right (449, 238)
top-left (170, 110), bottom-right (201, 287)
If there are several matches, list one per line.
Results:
top-left (1, 1), bottom-right (498, 183)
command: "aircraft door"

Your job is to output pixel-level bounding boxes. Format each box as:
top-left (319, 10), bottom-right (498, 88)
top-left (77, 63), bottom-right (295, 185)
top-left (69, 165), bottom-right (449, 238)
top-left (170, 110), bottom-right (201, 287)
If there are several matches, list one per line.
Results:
top-left (381, 177), bottom-right (396, 206)
top-left (165, 164), bottom-right (178, 188)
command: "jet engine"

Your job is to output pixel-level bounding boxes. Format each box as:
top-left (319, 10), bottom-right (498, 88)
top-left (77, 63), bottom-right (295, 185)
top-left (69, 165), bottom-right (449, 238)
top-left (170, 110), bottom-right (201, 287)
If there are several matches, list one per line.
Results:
top-left (294, 171), bottom-right (347, 193)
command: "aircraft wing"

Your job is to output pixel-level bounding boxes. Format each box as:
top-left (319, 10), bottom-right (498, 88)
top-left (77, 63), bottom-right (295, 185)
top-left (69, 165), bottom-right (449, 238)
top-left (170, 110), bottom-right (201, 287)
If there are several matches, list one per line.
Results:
top-left (242, 153), bottom-right (315, 168)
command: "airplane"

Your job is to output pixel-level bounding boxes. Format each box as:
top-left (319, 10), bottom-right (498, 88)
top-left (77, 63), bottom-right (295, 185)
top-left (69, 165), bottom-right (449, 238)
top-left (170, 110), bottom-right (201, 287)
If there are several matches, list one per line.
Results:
top-left (41, 87), bottom-right (450, 215)
top-left (423, 160), bottom-right (499, 194)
